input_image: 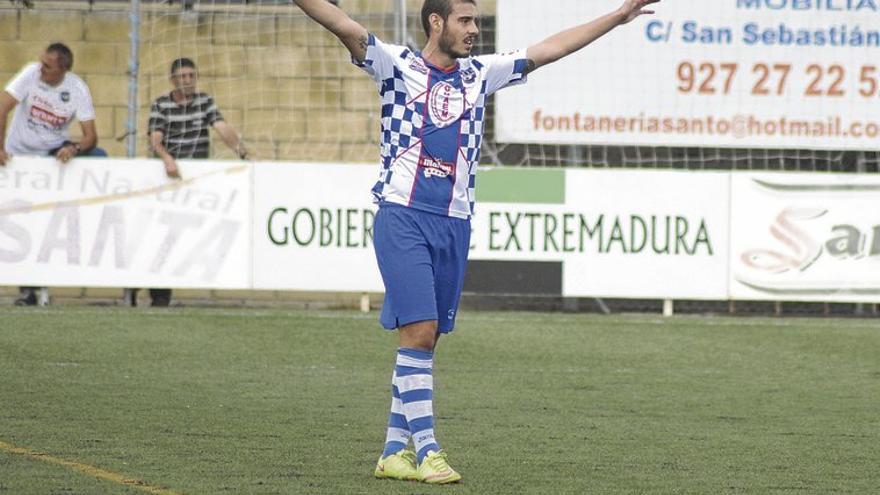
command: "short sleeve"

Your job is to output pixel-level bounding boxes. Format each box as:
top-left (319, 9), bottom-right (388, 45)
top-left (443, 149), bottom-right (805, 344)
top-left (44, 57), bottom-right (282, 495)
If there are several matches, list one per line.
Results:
top-left (352, 33), bottom-right (404, 84)
top-left (204, 95), bottom-right (224, 126)
top-left (147, 100), bottom-right (166, 135)
top-left (4, 63), bottom-right (38, 101)
top-left (472, 49), bottom-right (530, 96)
top-left (73, 79), bottom-right (96, 122)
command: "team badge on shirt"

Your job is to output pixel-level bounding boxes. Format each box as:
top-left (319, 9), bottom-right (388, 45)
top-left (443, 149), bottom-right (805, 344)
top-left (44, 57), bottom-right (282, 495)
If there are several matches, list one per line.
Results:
top-left (60, 91), bottom-right (70, 102)
top-left (461, 68), bottom-right (476, 84)
top-left (428, 81), bottom-right (464, 128)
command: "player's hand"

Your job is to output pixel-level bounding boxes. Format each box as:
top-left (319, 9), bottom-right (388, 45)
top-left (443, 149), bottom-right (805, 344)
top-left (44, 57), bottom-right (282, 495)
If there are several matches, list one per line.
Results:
top-left (0, 150), bottom-right (9, 166)
top-left (163, 156), bottom-right (181, 179)
top-left (617, 0), bottom-right (659, 24)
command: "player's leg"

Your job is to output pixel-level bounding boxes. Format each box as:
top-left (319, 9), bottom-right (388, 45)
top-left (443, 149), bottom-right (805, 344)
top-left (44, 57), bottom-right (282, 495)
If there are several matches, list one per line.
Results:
top-left (375, 366), bottom-right (418, 480)
top-left (397, 321), bottom-right (459, 484)
top-left (372, 205), bottom-right (438, 480)
top-left (400, 212), bottom-right (469, 484)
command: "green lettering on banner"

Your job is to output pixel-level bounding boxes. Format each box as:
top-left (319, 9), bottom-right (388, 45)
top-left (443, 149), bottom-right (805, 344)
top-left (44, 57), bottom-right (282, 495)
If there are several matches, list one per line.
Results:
top-left (580, 215), bottom-right (603, 252)
top-left (630, 216), bottom-right (647, 253)
top-left (606, 217), bottom-right (627, 254)
top-left (694, 220), bottom-right (713, 255)
top-left (489, 212), bottom-right (502, 251)
top-left (293, 208), bottom-right (315, 246)
top-left (268, 207), bottom-right (288, 246)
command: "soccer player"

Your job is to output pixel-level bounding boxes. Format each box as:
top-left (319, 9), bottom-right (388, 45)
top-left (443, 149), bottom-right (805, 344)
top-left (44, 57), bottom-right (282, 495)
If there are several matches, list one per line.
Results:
top-left (292, 0), bottom-right (659, 483)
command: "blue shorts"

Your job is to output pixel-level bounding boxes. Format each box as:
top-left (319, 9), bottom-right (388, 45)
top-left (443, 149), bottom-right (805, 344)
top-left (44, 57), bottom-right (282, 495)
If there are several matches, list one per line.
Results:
top-left (373, 204), bottom-right (471, 333)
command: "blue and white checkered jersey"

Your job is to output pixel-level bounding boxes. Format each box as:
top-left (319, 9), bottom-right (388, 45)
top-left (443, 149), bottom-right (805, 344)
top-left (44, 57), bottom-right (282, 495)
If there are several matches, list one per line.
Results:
top-left (354, 34), bottom-right (529, 220)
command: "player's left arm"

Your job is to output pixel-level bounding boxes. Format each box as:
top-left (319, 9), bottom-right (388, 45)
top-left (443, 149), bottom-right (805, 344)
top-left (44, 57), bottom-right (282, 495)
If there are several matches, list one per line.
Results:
top-left (213, 120), bottom-right (249, 160)
top-left (524, 0), bottom-right (659, 74)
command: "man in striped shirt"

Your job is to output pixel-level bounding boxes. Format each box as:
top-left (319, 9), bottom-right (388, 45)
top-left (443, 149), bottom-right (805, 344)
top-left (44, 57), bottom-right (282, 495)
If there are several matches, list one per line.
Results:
top-left (127, 57), bottom-right (248, 307)
top-left (148, 57), bottom-right (248, 179)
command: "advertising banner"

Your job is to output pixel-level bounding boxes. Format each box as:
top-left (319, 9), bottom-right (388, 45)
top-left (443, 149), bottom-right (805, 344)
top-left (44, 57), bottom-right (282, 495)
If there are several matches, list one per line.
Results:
top-left (253, 163), bottom-right (384, 292)
top-left (730, 172), bottom-right (880, 302)
top-left (4, 158), bottom-right (876, 303)
top-left (496, 0), bottom-right (880, 150)
top-left (0, 157), bottom-right (252, 288)
top-left (472, 169), bottom-right (731, 299)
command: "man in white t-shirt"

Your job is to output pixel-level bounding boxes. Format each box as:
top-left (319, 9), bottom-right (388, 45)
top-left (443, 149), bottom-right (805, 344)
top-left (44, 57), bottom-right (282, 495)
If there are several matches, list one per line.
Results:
top-left (0, 43), bottom-right (106, 306)
top-left (0, 43), bottom-right (104, 165)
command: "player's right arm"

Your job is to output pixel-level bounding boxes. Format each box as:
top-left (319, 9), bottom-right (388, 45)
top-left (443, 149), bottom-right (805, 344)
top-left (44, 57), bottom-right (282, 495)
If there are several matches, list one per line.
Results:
top-left (0, 91), bottom-right (18, 166)
top-left (292, 0), bottom-right (370, 63)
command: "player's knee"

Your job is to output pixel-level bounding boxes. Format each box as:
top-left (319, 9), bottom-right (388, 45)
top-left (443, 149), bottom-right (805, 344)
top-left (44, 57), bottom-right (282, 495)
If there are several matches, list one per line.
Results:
top-left (399, 320), bottom-right (438, 350)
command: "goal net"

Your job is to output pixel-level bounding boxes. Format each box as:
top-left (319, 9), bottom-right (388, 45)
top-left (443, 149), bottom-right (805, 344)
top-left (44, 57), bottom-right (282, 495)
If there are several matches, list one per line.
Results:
top-left (5, 0), bottom-right (880, 172)
top-left (140, 0), bottom-right (880, 173)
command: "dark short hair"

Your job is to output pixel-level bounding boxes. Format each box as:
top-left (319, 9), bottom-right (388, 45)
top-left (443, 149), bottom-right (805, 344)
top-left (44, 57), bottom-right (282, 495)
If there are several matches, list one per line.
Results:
top-left (421, 0), bottom-right (476, 38)
top-left (46, 43), bottom-right (73, 70)
top-left (170, 57), bottom-right (197, 76)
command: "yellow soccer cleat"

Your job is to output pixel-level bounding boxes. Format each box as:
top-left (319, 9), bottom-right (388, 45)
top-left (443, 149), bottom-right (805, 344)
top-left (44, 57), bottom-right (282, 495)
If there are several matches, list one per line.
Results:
top-left (374, 450), bottom-right (419, 481)
top-left (417, 450), bottom-right (462, 484)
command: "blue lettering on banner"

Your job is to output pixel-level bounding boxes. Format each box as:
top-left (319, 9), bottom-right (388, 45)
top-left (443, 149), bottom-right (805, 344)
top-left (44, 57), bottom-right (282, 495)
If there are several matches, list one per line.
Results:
top-left (682, 21), bottom-right (734, 44)
top-left (742, 23), bottom-right (880, 47)
top-left (737, 0), bottom-right (879, 12)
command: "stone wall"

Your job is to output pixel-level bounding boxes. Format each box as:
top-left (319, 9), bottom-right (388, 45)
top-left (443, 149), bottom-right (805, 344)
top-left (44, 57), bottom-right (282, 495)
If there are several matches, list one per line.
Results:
top-left (0, 0), bottom-right (496, 161)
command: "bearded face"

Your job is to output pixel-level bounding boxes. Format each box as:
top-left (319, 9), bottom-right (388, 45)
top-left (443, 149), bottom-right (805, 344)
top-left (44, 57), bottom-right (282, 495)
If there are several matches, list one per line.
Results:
top-left (436, 2), bottom-right (479, 59)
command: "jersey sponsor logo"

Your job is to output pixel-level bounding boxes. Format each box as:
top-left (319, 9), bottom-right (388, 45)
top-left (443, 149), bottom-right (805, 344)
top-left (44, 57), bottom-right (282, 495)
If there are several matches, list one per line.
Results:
top-left (428, 81), bottom-right (463, 128)
top-left (409, 57), bottom-right (428, 75)
top-left (60, 91), bottom-right (70, 103)
top-left (419, 155), bottom-right (454, 179)
top-left (29, 104), bottom-right (66, 128)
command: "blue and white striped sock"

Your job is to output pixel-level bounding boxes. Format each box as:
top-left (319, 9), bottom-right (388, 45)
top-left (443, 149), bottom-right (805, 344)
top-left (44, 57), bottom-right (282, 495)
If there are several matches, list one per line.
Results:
top-left (381, 370), bottom-right (411, 458)
top-left (395, 348), bottom-right (440, 463)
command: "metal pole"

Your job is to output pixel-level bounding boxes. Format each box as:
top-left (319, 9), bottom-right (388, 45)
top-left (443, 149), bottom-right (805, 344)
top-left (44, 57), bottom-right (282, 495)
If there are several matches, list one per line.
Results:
top-left (126, 0), bottom-right (141, 158)
top-left (394, 0), bottom-right (407, 46)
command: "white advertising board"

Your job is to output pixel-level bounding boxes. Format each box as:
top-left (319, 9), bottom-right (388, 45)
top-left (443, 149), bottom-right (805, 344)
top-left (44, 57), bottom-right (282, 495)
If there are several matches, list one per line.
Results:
top-left (252, 163), bottom-right (384, 292)
top-left (497, 0), bottom-right (880, 150)
top-left (471, 170), bottom-right (731, 299)
top-left (0, 157), bottom-right (252, 288)
top-left (4, 158), bottom-right (876, 303)
top-left (730, 172), bottom-right (880, 302)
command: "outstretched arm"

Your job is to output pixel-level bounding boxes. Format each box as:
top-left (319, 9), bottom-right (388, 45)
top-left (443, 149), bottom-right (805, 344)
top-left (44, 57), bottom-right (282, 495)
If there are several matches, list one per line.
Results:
top-left (525, 0), bottom-right (659, 73)
top-left (292, 0), bottom-right (370, 63)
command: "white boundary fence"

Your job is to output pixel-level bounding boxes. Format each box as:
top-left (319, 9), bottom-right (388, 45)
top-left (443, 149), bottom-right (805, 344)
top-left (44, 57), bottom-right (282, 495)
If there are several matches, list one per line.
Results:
top-left (2, 156), bottom-right (878, 305)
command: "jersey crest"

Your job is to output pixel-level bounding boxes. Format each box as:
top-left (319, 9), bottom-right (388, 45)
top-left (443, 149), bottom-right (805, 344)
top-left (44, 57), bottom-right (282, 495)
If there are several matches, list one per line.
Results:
top-left (428, 81), bottom-right (464, 128)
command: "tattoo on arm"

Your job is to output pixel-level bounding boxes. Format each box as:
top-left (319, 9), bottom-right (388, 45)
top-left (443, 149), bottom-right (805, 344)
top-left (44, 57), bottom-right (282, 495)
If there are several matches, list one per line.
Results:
top-left (524, 58), bottom-right (537, 75)
top-left (358, 34), bottom-right (369, 51)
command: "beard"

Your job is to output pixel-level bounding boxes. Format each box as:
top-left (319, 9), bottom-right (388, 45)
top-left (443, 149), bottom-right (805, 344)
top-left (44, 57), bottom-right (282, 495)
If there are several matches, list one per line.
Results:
top-left (438, 27), bottom-right (472, 59)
